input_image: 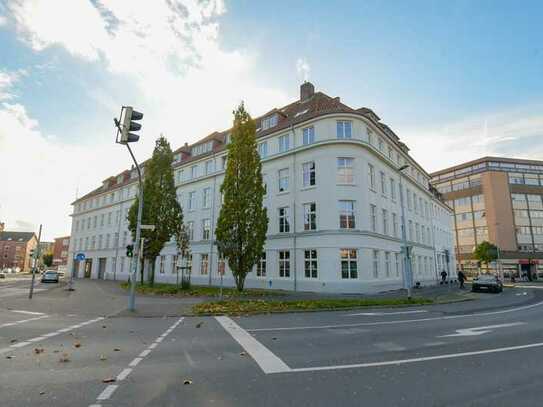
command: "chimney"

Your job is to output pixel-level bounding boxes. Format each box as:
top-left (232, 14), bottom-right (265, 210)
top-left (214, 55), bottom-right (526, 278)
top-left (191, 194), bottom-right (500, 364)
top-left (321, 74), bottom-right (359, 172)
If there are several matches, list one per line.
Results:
top-left (0, 222), bottom-right (4, 232)
top-left (300, 81), bottom-right (315, 101)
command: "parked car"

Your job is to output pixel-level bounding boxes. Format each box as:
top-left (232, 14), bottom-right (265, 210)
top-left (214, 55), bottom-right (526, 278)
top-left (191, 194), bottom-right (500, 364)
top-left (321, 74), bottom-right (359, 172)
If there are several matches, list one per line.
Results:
top-left (0, 272), bottom-right (5, 279)
top-left (41, 271), bottom-right (59, 283)
top-left (472, 274), bottom-right (503, 293)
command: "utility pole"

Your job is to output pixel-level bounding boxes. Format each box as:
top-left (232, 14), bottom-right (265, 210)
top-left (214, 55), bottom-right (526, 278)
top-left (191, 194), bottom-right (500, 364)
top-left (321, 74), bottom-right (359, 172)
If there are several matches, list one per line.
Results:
top-left (114, 106), bottom-right (144, 312)
top-left (29, 224), bottom-right (42, 299)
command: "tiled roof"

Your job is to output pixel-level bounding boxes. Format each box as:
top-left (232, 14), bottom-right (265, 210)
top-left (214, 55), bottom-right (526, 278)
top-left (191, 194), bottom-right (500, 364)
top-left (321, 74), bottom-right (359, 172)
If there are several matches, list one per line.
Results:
top-left (0, 231), bottom-right (36, 242)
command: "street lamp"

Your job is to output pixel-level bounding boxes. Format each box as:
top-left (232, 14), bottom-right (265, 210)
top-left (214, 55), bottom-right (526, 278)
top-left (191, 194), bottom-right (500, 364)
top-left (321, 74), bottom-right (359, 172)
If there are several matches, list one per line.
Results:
top-left (398, 164), bottom-right (413, 299)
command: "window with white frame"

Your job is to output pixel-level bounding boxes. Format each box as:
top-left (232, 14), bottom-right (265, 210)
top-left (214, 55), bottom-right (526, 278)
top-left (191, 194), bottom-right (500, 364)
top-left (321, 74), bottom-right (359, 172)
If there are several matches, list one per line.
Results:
top-left (378, 137), bottom-right (384, 152)
top-left (303, 202), bottom-right (317, 231)
top-left (408, 220), bottom-right (413, 240)
top-left (388, 146), bottom-right (394, 160)
top-left (278, 168), bottom-right (289, 192)
top-left (218, 255), bottom-right (225, 276)
top-left (304, 250), bottom-right (318, 278)
top-left (202, 219), bottom-right (211, 240)
top-left (340, 249), bottom-right (358, 279)
top-left (337, 157), bottom-right (354, 184)
top-left (187, 221), bottom-right (194, 240)
top-left (205, 160), bottom-right (214, 175)
top-left (380, 171), bottom-right (387, 195)
top-left (392, 213), bottom-right (398, 237)
top-left (385, 252), bottom-right (391, 277)
top-left (172, 255), bottom-right (178, 274)
top-left (303, 126), bottom-right (315, 145)
top-left (382, 209), bottom-right (388, 235)
top-left (191, 165), bottom-right (198, 179)
top-left (256, 252), bottom-right (266, 277)
top-left (302, 161), bottom-right (316, 187)
top-left (258, 141), bottom-right (268, 158)
top-left (395, 252), bottom-right (401, 277)
top-left (339, 200), bottom-right (355, 229)
top-left (372, 249), bottom-right (379, 278)
top-left (367, 127), bottom-right (374, 145)
top-left (279, 250), bottom-right (290, 277)
top-left (262, 114), bottom-right (278, 130)
top-left (105, 234), bottom-right (110, 249)
top-left (159, 255), bottom-right (165, 273)
top-left (415, 223), bottom-right (420, 242)
top-left (421, 226), bottom-right (425, 244)
top-left (203, 187), bottom-right (211, 209)
top-left (188, 191), bottom-right (196, 210)
top-left (279, 207), bottom-right (290, 233)
top-left (200, 254), bottom-right (208, 275)
top-left (98, 234), bottom-right (103, 250)
top-left (368, 164), bottom-right (375, 190)
top-left (370, 204), bottom-right (377, 232)
top-left (407, 189), bottom-right (413, 210)
top-left (336, 120), bottom-right (352, 139)
top-left (390, 178), bottom-right (396, 200)
top-left (278, 134), bottom-right (290, 152)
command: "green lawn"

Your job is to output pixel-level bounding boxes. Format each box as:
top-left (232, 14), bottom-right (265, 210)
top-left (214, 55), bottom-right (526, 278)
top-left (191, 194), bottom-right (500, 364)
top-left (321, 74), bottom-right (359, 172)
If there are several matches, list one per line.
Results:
top-left (192, 297), bottom-right (434, 315)
top-left (120, 282), bottom-right (286, 298)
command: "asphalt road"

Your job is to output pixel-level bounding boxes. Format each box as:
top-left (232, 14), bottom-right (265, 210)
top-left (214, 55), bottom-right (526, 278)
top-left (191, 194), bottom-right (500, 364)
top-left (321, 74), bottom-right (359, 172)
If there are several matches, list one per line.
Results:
top-left (1, 279), bottom-right (543, 407)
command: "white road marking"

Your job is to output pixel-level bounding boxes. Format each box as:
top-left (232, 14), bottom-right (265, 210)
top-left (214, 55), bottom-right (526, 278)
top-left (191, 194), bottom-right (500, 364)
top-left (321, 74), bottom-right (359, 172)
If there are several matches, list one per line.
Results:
top-left (10, 310), bottom-right (46, 316)
top-left (288, 341), bottom-right (543, 373)
top-left (97, 385), bottom-right (118, 400)
top-left (0, 315), bottom-right (48, 328)
top-left (249, 300), bottom-right (543, 332)
top-left (216, 316), bottom-right (291, 374)
top-left (89, 317), bottom-right (184, 407)
top-left (437, 322), bottom-right (525, 337)
top-left (148, 343), bottom-right (157, 349)
top-left (0, 317), bottom-right (104, 355)
top-left (374, 342), bottom-right (407, 352)
top-left (348, 310), bottom-right (428, 316)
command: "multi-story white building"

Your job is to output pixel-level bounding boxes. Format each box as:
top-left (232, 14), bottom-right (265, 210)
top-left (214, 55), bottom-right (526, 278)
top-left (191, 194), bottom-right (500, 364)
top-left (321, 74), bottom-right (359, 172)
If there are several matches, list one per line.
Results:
top-left (68, 82), bottom-right (455, 293)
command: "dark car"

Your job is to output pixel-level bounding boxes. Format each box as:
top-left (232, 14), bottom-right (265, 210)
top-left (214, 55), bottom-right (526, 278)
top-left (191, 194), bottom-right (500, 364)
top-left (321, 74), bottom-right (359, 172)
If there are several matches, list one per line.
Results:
top-left (41, 271), bottom-right (59, 283)
top-left (472, 274), bottom-right (503, 293)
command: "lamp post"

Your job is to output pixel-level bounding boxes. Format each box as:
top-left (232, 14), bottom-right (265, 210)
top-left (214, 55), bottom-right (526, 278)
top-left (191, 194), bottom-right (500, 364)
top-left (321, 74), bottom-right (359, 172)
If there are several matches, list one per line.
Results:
top-left (398, 164), bottom-right (413, 299)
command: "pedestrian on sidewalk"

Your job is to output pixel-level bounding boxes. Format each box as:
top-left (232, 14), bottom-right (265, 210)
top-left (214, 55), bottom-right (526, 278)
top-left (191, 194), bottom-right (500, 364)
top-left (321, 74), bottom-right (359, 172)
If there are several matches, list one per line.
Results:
top-left (440, 270), bottom-right (447, 284)
top-left (457, 270), bottom-right (466, 289)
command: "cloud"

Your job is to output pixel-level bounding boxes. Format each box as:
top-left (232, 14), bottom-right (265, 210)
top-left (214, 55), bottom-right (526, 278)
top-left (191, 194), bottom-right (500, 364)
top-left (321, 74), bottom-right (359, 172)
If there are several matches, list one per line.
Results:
top-left (0, 15), bottom-right (6, 26)
top-left (0, 69), bottom-right (25, 101)
top-left (400, 105), bottom-right (543, 173)
top-left (296, 57), bottom-right (310, 82)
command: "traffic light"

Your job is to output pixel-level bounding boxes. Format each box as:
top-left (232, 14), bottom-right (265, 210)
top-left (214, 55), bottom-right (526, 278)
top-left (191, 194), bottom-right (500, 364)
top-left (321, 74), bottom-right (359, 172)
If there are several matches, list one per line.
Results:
top-left (29, 249), bottom-right (35, 258)
top-left (117, 106), bottom-right (143, 143)
top-left (126, 244), bottom-right (134, 258)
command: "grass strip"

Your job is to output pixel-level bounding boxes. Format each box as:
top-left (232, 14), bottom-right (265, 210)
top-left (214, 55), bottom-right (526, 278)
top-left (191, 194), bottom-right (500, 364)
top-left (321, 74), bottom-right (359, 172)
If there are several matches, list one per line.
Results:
top-left (120, 282), bottom-right (285, 298)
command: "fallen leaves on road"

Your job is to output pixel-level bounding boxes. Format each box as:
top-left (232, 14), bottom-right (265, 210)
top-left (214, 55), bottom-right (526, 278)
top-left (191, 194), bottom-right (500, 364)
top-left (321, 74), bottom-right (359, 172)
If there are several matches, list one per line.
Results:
top-left (5, 355), bottom-right (14, 359)
top-left (10, 339), bottom-right (17, 343)
top-left (39, 391), bottom-right (45, 395)
top-left (34, 348), bottom-right (44, 354)
top-left (102, 325), bottom-right (107, 328)
top-left (183, 379), bottom-right (193, 385)
top-left (102, 377), bottom-right (116, 383)
top-left (239, 351), bottom-right (247, 356)
top-left (195, 321), bottom-right (203, 328)
top-left (58, 353), bottom-right (70, 363)
top-left (113, 348), bottom-right (121, 352)
top-left (99, 355), bottom-right (107, 361)
top-left (74, 341), bottom-right (81, 348)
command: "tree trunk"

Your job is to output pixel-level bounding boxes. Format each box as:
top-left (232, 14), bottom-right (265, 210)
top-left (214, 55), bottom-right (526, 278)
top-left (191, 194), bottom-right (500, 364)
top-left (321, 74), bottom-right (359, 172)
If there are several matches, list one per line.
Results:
top-left (149, 258), bottom-right (156, 287)
top-left (140, 257), bottom-right (144, 285)
top-left (235, 271), bottom-right (246, 292)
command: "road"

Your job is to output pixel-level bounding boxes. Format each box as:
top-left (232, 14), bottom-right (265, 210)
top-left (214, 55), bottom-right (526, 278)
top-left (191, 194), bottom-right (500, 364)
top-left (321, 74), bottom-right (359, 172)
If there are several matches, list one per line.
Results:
top-left (1, 279), bottom-right (542, 406)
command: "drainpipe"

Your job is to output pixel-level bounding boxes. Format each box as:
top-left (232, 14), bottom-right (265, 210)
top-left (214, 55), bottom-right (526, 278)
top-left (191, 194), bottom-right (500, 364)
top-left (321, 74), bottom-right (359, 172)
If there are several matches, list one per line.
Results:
top-left (208, 152), bottom-right (217, 286)
top-left (291, 125), bottom-right (297, 291)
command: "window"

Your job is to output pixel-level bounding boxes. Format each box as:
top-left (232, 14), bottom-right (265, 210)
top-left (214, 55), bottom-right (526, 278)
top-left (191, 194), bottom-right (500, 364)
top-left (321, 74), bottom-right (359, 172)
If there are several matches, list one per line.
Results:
top-left (93, 216), bottom-right (97, 228)
top-left (407, 189), bottom-right (413, 210)
top-left (200, 254), bottom-right (209, 275)
top-left (202, 219), bottom-right (211, 240)
top-left (188, 191), bottom-right (196, 210)
top-left (187, 221), bottom-right (194, 240)
top-left (341, 249), bottom-right (358, 279)
top-left (258, 141), bottom-right (268, 158)
top-left (380, 171), bottom-right (387, 195)
top-left (421, 227), bottom-right (425, 244)
top-left (221, 156), bottom-right (227, 170)
top-left (172, 255), bottom-right (178, 274)
top-left (367, 128), bottom-right (374, 145)
top-left (382, 209), bottom-right (388, 235)
top-left (256, 252), bottom-right (266, 277)
top-left (122, 231), bottom-right (127, 247)
top-left (302, 162), bottom-right (316, 187)
top-left (100, 214), bottom-right (104, 227)
top-left (395, 253), bottom-right (401, 277)
top-left (372, 250), bottom-right (379, 278)
top-left (337, 158), bottom-right (354, 184)
top-left (107, 212), bottom-right (112, 225)
top-left (392, 213), bottom-right (398, 237)
top-left (114, 233), bottom-right (119, 248)
top-left (336, 120), bottom-right (352, 139)
top-left (413, 193), bottom-right (418, 214)
top-left (279, 134), bottom-right (290, 152)
top-left (218, 255), bottom-right (225, 276)
top-left (279, 207), bottom-right (290, 233)
top-left (278, 168), bottom-right (289, 192)
top-left (98, 235), bottom-right (103, 250)
top-left (390, 178), bottom-right (396, 200)
top-left (385, 252), bottom-right (391, 277)
top-left (415, 223), bottom-right (420, 242)
top-left (191, 165), bottom-right (198, 179)
top-left (262, 114), bottom-right (278, 130)
top-left (191, 141), bottom-right (213, 156)
top-left (378, 138), bottom-right (384, 152)
top-left (303, 202), bottom-right (317, 231)
top-left (370, 204), bottom-right (377, 232)
top-left (339, 200), bottom-right (355, 229)
top-left (159, 255), bottom-right (165, 273)
top-left (205, 160), bottom-right (214, 175)
top-left (408, 220), bottom-right (413, 241)
top-left (279, 250), bottom-right (290, 277)
top-left (105, 234), bottom-right (110, 249)
top-left (304, 250), bottom-right (318, 278)
top-left (302, 126), bottom-right (315, 145)
top-left (388, 146), bottom-right (394, 160)
top-left (368, 164), bottom-right (375, 190)
top-left (203, 187), bottom-right (211, 209)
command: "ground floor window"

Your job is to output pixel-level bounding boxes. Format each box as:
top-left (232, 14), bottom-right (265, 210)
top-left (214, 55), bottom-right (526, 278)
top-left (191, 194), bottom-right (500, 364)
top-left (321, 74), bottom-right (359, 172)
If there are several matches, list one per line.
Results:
top-left (372, 250), bottom-right (379, 278)
top-left (171, 255), bottom-right (178, 274)
top-left (385, 252), bottom-right (391, 277)
top-left (200, 254), bottom-right (209, 275)
top-left (120, 257), bottom-right (125, 273)
top-left (159, 255), bottom-right (165, 273)
top-left (279, 250), bottom-right (290, 277)
top-left (111, 257), bottom-right (116, 274)
top-left (340, 249), bottom-right (357, 279)
top-left (256, 252), bottom-right (266, 277)
top-left (395, 253), bottom-right (400, 277)
top-left (304, 250), bottom-right (318, 278)
top-left (218, 255), bottom-right (226, 276)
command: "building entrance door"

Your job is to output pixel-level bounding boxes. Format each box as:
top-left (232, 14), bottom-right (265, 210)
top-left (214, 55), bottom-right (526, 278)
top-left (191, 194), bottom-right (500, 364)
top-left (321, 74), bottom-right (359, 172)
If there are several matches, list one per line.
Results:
top-left (84, 259), bottom-right (92, 278)
top-left (98, 258), bottom-right (106, 279)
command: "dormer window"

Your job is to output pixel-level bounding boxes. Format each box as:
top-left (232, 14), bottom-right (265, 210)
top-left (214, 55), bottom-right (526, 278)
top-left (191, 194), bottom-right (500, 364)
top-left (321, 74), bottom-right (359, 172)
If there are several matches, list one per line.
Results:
top-left (173, 153), bottom-right (181, 163)
top-left (117, 175), bottom-right (123, 184)
top-left (191, 141), bottom-right (213, 156)
top-left (294, 109), bottom-right (309, 118)
top-left (262, 114), bottom-right (278, 130)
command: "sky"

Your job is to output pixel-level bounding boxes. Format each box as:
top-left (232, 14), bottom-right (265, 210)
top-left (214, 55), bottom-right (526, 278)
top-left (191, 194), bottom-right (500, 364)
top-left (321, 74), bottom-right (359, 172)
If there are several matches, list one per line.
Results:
top-left (0, 0), bottom-right (542, 241)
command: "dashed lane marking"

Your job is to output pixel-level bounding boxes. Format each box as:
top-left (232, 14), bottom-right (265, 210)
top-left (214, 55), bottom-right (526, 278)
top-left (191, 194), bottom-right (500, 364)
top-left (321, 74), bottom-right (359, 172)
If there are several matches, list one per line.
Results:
top-left (0, 315), bottom-right (48, 328)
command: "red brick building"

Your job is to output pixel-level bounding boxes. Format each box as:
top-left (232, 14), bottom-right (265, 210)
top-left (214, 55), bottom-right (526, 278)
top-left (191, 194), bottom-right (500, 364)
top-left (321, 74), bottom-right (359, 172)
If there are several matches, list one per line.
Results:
top-left (0, 231), bottom-right (38, 273)
top-left (53, 236), bottom-right (70, 267)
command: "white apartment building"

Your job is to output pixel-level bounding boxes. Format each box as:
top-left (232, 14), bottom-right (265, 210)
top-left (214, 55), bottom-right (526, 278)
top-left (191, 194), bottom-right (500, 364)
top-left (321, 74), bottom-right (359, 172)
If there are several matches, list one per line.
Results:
top-left (68, 82), bottom-right (455, 293)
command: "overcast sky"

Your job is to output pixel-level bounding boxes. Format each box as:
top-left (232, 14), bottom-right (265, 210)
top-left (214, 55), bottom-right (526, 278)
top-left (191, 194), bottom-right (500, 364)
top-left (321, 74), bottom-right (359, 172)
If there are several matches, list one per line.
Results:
top-left (1, 0), bottom-right (542, 240)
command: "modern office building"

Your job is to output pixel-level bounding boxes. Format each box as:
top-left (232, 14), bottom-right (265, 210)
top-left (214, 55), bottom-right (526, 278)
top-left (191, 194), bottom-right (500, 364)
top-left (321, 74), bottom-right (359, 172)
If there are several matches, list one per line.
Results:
top-left (431, 156), bottom-right (543, 280)
top-left (68, 82), bottom-right (455, 293)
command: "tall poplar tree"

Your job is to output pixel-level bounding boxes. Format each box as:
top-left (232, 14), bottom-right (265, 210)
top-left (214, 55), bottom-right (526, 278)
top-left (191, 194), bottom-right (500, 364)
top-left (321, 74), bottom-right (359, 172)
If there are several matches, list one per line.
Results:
top-left (216, 103), bottom-right (268, 291)
top-left (128, 136), bottom-right (183, 286)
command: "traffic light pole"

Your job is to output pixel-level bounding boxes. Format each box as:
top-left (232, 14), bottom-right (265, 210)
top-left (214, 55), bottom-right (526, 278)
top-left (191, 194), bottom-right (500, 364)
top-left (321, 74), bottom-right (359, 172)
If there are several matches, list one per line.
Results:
top-left (126, 143), bottom-right (143, 312)
top-left (29, 224), bottom-right (42, 299)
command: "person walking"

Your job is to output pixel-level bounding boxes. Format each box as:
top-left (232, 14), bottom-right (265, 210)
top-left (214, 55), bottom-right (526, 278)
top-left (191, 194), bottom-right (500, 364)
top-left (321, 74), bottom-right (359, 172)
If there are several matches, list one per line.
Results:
top-left (457, 270), bottom-right (466, 289)
top-left (440, 269), bottom-right (447, 284)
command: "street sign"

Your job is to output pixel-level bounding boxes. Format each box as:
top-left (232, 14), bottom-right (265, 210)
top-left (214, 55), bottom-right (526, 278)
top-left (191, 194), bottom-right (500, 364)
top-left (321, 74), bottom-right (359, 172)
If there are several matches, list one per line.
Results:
top-left (140, 224), bottom-right (156, 231)
top-left (75, 253), bottom-right (85, 261)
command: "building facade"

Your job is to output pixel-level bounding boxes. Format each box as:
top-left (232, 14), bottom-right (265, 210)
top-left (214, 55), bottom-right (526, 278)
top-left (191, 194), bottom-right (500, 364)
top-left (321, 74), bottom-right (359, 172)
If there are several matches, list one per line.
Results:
top-left (0, 231), bottom-right (38, 272)
top-left (68, 82), bottom-right (455, 293)
top-left (431, 156), bottom-right (543, 280)
top-left (52, 236), bottom-right (70, 269)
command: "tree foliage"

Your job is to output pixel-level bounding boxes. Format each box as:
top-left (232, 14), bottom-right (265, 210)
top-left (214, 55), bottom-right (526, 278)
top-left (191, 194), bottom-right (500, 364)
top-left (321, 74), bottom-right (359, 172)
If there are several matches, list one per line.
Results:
top-left (128, 136), bottom-right (184, 286)
top-left (473, 241), bottom-right (498, 271)
top-left (42, 252), bottom-right (53, 267)
top-left (216, 103), bottom-right (268, 291)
